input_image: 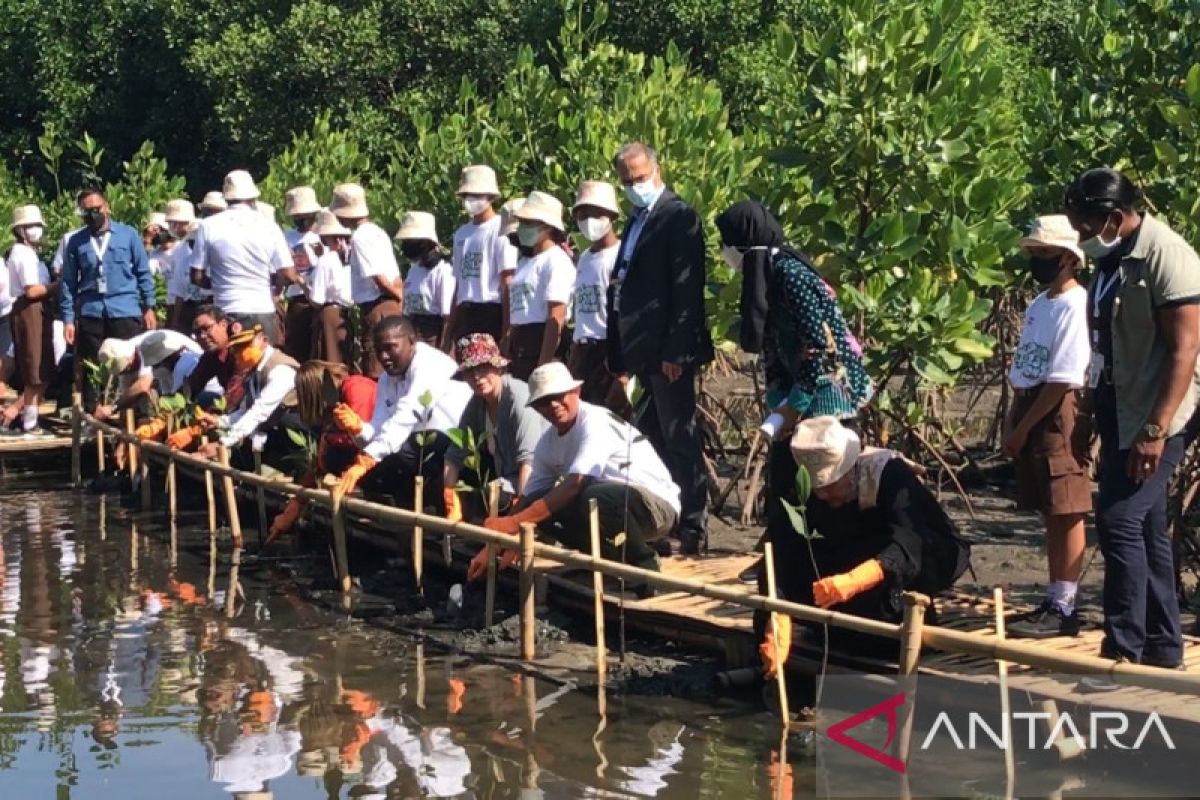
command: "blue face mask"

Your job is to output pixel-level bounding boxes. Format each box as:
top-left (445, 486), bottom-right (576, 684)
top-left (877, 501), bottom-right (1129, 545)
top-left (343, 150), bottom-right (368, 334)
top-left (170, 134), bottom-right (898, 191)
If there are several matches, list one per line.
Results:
top-left (623, 179), bottom-right (659, 209)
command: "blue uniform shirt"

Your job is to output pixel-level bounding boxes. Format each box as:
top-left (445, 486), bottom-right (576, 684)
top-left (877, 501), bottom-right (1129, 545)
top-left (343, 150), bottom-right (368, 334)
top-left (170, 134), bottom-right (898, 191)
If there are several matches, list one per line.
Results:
top-left (59, 221), bottom-right (155, 324)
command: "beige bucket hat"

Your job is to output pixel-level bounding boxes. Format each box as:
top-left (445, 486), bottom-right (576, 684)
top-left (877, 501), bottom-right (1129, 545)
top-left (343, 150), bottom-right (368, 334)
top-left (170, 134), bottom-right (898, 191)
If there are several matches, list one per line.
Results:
top-left (1019, 214), bottom-right (1086, 263)
top-left (164, 199), bottom-right (196, 224)
top-left (223, 169), bottom-right (260, 201)
top-left (330, 183), bottom-right (369, 219)
top-left (457, 165), bottom-right (500, 197)
top-left (313, 208), bottom-right (351, 237)
top-left (394, 211), bottom-right (439, 243)
top-left (515, 191), bottom-right (565, 232)
top-left (789, 416), bottom-right (862, 488)
top-left (285, 186), bottom-right (321, 217)
top-left (138, 330), bottom-right (192, 367)
top-left (98, 337), bottom-right (137, 373)
top-left (526, 361), bottom-right (584, 406)
top-left (199, 191), bottom-right (227, 213)
top-left (143, 212), bottom-right (167, 231)
top-left (500, 197), bottom-right (527, 237)
top-left (11, 204), bottom-right (44, 229)
top-left (572, 181), bottom-right (620, 216)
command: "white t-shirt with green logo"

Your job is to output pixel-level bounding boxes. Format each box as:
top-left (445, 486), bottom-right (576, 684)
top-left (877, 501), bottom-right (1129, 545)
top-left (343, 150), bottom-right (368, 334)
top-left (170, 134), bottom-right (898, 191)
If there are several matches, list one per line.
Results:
top-left (572, 242), bottom-right (619, 342)
top-left (508, 246), bottom-right (575, 327)
top-left (452, 215), bottom-right (512, 304)
top-left (1009, 284), bottom-right (1089, 389)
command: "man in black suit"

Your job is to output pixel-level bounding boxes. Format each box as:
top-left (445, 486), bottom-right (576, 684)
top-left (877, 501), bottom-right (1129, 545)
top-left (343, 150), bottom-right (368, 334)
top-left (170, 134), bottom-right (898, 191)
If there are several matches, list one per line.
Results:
top-left (606, 142), bottom-right (714, 554)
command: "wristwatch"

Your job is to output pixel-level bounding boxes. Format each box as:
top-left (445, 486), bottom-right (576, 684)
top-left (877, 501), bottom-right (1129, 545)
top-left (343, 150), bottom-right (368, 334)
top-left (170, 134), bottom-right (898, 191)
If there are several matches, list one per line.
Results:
top-left (1142, 422), bottom-right (1166, 441)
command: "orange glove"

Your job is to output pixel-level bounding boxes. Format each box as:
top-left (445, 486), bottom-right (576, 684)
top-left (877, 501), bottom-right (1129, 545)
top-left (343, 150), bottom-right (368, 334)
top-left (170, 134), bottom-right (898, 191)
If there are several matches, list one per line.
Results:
top-left (812, 559), bottom-right (885, 608)
top-left (267, 497), bottom-right (304, 544)
top-left (447, 678), bottom-right (466, 715)
top-left (134, 417), bottom-right (168, 441)
top-left (332, 402), bottom-right (364, 436)
top-left (444, 487), bottom-right (463, 523)
top-left (342, 689), bottom-right (380, 719)
top-left (759, 613), bottom-right (792, 679)
top-left (336, 452), bottom-right (377, 496)
top-left (466, 546), bottom-right (519, 582)
top-left (166, 424), bottom-right (203, 450)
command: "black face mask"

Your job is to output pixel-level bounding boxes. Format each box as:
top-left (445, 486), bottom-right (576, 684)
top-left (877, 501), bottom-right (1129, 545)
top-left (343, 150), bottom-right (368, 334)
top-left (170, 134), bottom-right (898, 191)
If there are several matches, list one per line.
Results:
top-left (400, 241), bottom-right (432, 261)
top-left (82, 207), bottom-right (106, 232)
top-left (153, 229), bottom-right (173, 246)
top-left (1029, 255), bottom-right (1064, 285)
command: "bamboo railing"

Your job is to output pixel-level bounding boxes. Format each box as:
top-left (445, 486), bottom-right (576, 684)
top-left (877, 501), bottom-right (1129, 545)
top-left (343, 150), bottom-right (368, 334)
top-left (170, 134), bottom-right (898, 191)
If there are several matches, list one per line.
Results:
top-left (77, 415), bottom-right (1200, 699)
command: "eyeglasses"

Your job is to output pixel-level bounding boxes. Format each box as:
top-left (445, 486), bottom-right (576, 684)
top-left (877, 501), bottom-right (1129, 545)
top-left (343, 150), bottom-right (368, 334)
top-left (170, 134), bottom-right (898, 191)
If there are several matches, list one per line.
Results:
top-left (192, 321), bottom-right (217, 336)
top-left (532, 394), bottom-right (569, 409)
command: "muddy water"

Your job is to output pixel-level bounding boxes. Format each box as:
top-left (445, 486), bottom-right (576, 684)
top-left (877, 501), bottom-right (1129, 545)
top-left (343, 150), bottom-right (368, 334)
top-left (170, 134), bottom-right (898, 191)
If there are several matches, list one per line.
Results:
top-left (0, 481), bottom-right (811, 798)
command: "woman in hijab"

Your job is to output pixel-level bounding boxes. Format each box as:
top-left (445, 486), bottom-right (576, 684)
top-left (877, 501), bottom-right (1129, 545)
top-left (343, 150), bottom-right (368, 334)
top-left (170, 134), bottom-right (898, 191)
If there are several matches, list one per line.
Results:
top-left (715, 200), bottom-right (872, 590)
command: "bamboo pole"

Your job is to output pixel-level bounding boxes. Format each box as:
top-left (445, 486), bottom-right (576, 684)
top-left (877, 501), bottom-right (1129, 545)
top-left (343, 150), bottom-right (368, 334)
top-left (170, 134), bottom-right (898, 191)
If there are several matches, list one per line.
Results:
top-left (994, 588), bottom-right (1015, 800)
top-left (70, 391), bottom-right (83, 487)
top-left (226, 546), bottom-right (241, 618)
top-left (484, 479), bottom-right (501, 627)
top-left (204, 469), bottom-right (217, 535)
top-left (412, 476), bottom-right (424, 592)
top-left (127, 410), bottom-right (150, 511)
top-left (253, 449), bottom-right (268, 545)
top-left (763, 542), bottom-right (789, 726)
top-left (331, 484), bottom-right (351, 594)
top-left (96, 429), bottom-right (106, 472)
top-left (520, 522), bottom-right (536, 662)
top-left (415, 642), bottom-right (426, 709)
top-left (125, 409), bottom-right (138, 475)
top-left (75, 417), bottom-right (1200, 697)
top-left (166, 418), bottom-right (178, 520)
top-left (217, 445), bottom-right (243, 548)
top-left (895, 592), bottom-right (930, 775)
top-left (588, 498), bottom-right (607, 685)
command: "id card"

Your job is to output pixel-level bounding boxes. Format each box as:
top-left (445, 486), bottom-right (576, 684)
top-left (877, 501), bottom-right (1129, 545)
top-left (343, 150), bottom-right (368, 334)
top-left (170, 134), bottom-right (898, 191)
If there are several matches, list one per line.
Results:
top-left (1088, 352), bottom-right (1104, 389)
top-left (96, 275), bottom-right (107, 295)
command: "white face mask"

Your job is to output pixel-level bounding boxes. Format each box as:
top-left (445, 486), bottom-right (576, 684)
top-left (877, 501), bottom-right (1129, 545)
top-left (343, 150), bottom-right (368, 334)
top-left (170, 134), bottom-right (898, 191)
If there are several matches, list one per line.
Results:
top-left (1079, 216), bottom-right (1122, 259)
top-left (517, 223), bottom-right (542, 248)
top-left (577, 216), bottom-right (612, 242)
top-left (623, 179), bottom-right (659, 209)
top-left (463, 197), bottom-right (491, 217)
top-left (721, 244), bottom-right (768, 270)
top-left (23, 225), bottom-right (44, 244)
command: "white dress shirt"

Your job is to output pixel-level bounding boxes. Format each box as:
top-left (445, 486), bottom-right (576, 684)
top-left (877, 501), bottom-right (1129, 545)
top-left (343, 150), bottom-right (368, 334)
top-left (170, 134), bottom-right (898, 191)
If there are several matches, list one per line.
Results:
top-left (358, 342), bottom-right (471, 460)
top-left (167, 240), bottom-right (211, 303)
top-left (284, 228), bottom-right (321, 299)
top-left (349, 221), bottom-right (401, 304)
top-left (220, 346), bottom-right (297, 446)
top-left (309, 249), bottom-right (353, 307)
top-left (191, 204), bottom-right (293, 314)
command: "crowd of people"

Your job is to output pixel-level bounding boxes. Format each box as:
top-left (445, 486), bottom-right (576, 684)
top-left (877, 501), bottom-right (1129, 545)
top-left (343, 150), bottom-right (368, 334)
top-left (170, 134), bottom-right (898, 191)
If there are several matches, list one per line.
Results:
top-left (0, 145), bottom-right (1193, 676)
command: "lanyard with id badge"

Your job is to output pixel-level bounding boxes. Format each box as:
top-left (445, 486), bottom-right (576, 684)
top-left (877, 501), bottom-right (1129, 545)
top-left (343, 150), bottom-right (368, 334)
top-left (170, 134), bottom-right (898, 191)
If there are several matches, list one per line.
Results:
top-left (1089, 266), bottom-right (1121, 388)
top-left (91, 231), bottom-right (111, 294)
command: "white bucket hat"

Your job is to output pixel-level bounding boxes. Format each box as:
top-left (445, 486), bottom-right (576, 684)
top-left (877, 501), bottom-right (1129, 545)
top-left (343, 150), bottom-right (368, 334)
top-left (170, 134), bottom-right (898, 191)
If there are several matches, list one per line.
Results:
top-left (284, 186), bottom-right (321, 217)
top-left (199, 191), bottom-right (228, 213)
top-left (223, 169), bottom-right (260, 201)
top-left (138, 330), bottom-right (191, 368)
top-left (526, 361), bottom-right (583, 406)
top-left (515, 191), bottom-right (565, 233)
top-left (1019, 214), bottom-right (1086, 264)
top-left (164, 199), bottom-right (196, 224)
top-left (394, 211), bottom-right (439, 243)
top-left (98, 338), bottom-right (137, 373)
top-left (572, 181), bottom-right (620, 216)
top-left (330, 183), bottom-right (369, 219)
top-left (457, 165), bottom-right (500, 197)
top-left (143, 212), bottom-right (167, 231)
top-left (313, 208), bottom-right (351, 237)
top-left (11, 204), bottom-right (44, 229)
top-left (789, 416), bottom-right (862, 488)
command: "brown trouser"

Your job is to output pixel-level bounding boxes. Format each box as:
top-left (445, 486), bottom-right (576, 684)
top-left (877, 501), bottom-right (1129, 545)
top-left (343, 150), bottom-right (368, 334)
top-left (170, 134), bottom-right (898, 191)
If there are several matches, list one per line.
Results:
top-left (282, 297), bottom-right (315, 363)
top-left (360, 298), bottom-right (402, 377)
top-left (315, 304), bottom-right (350, 366)
top-left (567, 338), bottom-right (632, 419)
top-left (410, 314), bottom-right (445, 348)
top-left (10, 296), bottom-right (53, 387)
top-left (447, 301), bottom-right (503, 348)
top-left (508, 323), bottom-right (545, 382)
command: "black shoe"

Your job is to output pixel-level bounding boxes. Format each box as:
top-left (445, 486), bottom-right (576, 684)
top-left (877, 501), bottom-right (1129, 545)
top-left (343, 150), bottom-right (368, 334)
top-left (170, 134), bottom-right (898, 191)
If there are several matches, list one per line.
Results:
top-left (738, 560), bottom-right (762, 585)
top-left (679, 530), bottom-right (703, 556)
top-left (1141, 653), bottom-right (1184, 670)
top-left (651, 538), bottom-right (674, 557)
top-left (1008, 604), bottom-right (1081, 639)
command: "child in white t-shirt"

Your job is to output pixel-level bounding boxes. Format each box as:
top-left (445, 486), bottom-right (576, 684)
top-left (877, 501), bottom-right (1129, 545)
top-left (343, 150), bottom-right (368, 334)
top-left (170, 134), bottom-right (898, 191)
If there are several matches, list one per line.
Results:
top-left (1005, 215), bottom-right (1093, 640)
top-left (446, 165), bottom-right (513, 347)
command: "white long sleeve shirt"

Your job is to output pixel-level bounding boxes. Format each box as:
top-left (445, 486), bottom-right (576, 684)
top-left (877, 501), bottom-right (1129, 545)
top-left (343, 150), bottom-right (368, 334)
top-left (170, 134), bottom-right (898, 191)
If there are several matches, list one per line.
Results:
top-left (358, 342), bottom-right (471, 461)
top-left (220, 346), bottom-right (296, 447)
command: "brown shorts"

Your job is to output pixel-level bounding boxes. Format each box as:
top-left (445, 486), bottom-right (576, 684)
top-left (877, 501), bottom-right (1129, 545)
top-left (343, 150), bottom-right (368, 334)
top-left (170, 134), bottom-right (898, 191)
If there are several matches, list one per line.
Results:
top-left (1014, 388), bottom-right (1093, 517)
top-left (10, 296), bottom-right (53, 387)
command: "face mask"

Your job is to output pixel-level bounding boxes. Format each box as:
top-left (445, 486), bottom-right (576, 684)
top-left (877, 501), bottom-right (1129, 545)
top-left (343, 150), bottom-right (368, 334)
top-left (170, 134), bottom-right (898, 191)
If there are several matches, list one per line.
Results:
top-left (623, 179), bottom-right (658, 209)
top-left (578, 216), bottom-right (612, 242)
top-left (1028, 255), bottom-right (1064, 285)
top-left (517, 223), bottom-right (542, 248)
top-left (463, 197), bottom-right (490, 217)
top-left (153, 229), bottom-right (173, 246)
top-left (400, 241), bottom-right (430, 261)
top-left (1078, 215), bottom-right (1122, 259)
top-left (721, 244), bottom-right (768, 270)
top-left (23, 225), bottom-right (44, 245)
top-left (235, 343), bottom-right (264, 371)
top-left (82, 207), bottom-right (106, 232)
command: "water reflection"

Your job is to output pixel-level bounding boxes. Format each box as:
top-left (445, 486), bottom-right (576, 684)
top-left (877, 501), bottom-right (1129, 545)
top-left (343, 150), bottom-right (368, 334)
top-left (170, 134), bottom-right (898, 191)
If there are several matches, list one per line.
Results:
top-left (0, 487), bottom-right (804, 798)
